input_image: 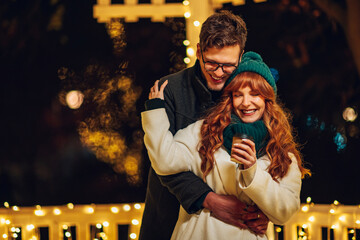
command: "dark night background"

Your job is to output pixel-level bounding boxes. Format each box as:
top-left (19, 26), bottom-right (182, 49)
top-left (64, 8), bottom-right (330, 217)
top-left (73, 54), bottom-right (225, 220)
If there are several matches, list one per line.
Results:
top-left (0, 0), bottom-right (359, 207)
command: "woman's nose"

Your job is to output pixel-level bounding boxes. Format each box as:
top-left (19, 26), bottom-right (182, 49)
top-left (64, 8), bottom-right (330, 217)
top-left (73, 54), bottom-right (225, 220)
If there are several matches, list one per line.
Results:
top-left (242, 95), bottom-right (251, 107)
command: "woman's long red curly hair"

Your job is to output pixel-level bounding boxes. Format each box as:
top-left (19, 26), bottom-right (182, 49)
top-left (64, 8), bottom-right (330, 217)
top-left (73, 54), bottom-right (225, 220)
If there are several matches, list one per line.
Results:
top-left (198, 72), bottom-right (311, 181)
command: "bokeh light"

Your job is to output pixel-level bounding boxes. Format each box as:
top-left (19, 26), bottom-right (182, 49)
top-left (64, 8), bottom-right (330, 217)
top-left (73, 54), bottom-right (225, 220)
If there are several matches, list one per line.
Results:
top-left (66, 90), bottom-right (84, 109)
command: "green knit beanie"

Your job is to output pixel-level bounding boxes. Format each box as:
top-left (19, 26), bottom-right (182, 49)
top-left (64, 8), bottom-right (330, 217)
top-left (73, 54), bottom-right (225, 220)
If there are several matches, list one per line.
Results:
top-left (225, 51), bottom-right (277, 94)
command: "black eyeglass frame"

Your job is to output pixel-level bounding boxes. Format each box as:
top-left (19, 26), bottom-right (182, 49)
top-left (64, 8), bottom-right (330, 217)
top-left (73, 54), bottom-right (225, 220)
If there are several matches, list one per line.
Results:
top-left (200, 48), bottom-right (241, 75)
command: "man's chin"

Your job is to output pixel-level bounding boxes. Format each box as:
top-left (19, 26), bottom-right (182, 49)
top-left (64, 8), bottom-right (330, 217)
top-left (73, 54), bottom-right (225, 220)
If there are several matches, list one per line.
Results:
top-left (207, 83), bottom-right (225, 91)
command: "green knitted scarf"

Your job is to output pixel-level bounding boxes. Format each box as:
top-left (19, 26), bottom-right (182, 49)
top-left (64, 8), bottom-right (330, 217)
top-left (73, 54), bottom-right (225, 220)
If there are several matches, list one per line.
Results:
top-left (223, 114), bottom-right (269, 158)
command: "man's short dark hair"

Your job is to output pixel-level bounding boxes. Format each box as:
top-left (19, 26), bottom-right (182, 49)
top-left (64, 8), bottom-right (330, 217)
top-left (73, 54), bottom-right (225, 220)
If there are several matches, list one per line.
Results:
top-left (200, 10), bottom-right (247, 53)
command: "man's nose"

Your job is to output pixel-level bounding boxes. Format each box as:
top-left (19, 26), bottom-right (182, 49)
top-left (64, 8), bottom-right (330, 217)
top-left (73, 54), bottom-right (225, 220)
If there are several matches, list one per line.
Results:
top-left (213, 66), bottom-right (225, 77)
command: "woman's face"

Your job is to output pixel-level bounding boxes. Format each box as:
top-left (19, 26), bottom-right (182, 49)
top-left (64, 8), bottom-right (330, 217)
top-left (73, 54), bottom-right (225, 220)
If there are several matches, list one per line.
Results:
top-left (232, 85), bottom-right (266, 123)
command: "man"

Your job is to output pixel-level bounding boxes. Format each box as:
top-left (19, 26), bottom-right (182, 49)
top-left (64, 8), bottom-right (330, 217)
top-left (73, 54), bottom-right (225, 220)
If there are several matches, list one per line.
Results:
top-left (140, 10), bottom-right (269, 240)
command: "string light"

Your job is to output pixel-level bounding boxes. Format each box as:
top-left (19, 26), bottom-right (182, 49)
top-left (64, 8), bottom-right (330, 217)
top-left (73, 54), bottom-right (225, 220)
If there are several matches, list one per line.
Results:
top-left (26, 224), bottom-right (35, 231)
top-left (182, 0), bottom-right (190, 6)
top-left (130, 233), bottom-right (137, 239)
top-left (193, 20), bottom-right (200, 27)
top-left (301, 205), bottom-right (309, 212)
top-left (53, 208), bottom-right (61, 215)
top-left (111, 206), bottom-right (119, 213)
top-left (184, 12), bottom-right (191, 18)
top-left (85, 206), bottom-right (94, 214)
top-left (186, 47), bottom-right (195, 57)
top-left (12, 206), bottom-right (20, 211)
top-left (183, 40), bottom-right (190, 46)
top-left (132, 219), bottom-right (139, 225)
top-left (123, 204), bottom-right (131, 212)
top-left (134, 203), bottom-right (141, 210)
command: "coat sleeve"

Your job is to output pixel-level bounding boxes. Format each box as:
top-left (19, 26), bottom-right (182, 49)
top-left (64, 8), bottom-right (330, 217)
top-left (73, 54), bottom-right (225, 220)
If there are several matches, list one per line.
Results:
top-left (141, 108), bottom-right (201, 175)
top-left (238, 153), bottom-right (302, 225)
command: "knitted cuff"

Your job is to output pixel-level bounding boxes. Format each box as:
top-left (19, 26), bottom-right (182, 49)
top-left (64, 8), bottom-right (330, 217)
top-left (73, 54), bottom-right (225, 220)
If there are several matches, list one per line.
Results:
top-left (145, 98), bottom-right (165, 111)
top-left (192, 190), bottom-right (212, 212)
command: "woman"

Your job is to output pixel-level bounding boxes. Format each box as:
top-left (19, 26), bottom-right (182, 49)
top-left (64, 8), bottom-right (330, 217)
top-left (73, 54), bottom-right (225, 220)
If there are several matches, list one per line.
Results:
top-left (142, 51), bottom-right (310, 240)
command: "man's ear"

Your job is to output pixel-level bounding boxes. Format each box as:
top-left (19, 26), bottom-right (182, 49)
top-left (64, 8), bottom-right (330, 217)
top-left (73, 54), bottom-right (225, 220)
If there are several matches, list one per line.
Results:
top-left (196, 43), bottom-right (201, 60)
top-left (239, 49), bottom-right (244, 62)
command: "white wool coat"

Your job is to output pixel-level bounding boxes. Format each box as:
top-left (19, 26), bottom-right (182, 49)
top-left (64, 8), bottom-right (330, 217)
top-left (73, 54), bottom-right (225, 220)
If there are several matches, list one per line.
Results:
top-left (142, 108), bottom-right (302, 240)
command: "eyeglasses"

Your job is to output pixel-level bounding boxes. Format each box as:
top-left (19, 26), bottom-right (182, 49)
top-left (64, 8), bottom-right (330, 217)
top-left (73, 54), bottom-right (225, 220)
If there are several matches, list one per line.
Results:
top-left (200, 49), bottom-right (239, 75)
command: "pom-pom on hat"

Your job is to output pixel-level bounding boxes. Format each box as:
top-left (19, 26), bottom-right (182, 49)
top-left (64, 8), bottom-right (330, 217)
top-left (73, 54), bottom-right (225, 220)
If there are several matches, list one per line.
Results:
top-left (225, 51), bottom-right (277, 94)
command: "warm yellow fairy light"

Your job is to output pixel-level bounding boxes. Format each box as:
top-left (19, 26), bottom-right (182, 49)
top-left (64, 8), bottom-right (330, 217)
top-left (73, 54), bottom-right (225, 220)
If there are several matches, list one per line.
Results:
top-left (4, 202), bottom-right (9, 208)
top-left (103, 221), bottom-right (109, 227)
top-left (65, 232), bottom-right (71, 238)
top-left (184, 12), bottom-right (191, 18)
top-left (10, 227), bottom-right (16, 232)
top-left (331, 224), bottom-right (338, 229)
top-left (132, 219), bottom-right (139, 225)
top-left (35, 209), bottom-right (45, 216)
top-left (86, 207), bottom-right (94, 214)
top-left (67, 203), bottom-right (74, 209)
top-left (308, 216), bottom-right (315, 222)
top-left (343, 107), bottom-right (357, 122)
top-left (53, 208), bottom-right (61, 215)
top-left (96, 223), bottom-right (102, 229)
top-left (26, 224), bottom-right (35, 231)
top-left (66, 90), bottom-right (84, 109)
top-left (130, 233), bottom-right (137, 239)
top-left (193, 20), bottom-right (200, 27)
top-left (2, 234), bottom-right (7, 239)
top-left (182, 0), bottom-right (189, 6)
top-left (339, 216), bottom-right (346, 222)
top-left (111, 206), bottom-right (119, 213)
top-left (275, 226), bottom-right (282, 232)
top-left (356, 220), bottom-right (360, 224)
top-left (186, 47), bottom-right (195, 57)
top-left (35, 205), bottom-right (41, 209)
top-left (12, 206), bottom-right (20, 211)
top-left (183, 40), bottom-right (190, 46)
top-left (5, 219), bottom-right (11, 225)
top-left (349, 229), bottom-right (355, 234)
top-left (329, 209), bottom-right (335, 214)
top-left (302, 224), bottom-right (308, 229)
top-left (134, 203), bottom-right (141, 210)
top-left (12, 233), bottom-right (18, 238)
top-left (184, 57), bottom-right (191, 64)
top-left (301, 205), bottom-right (309, 212)
top-left (100, 232), bottom-right (106, 238)
top-left (62, 225), bottom-right (68, 230)
top-left (333, 200), bottom-right (339, 205)
top-left (306, 197), bottom-right (312, 203)
top-left (123, 204), bottom-right (131, 212)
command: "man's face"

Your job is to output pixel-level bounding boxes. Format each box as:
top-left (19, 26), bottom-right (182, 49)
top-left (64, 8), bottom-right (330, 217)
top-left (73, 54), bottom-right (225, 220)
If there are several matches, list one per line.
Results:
top-left (197, 44), bottom-right (242, 91)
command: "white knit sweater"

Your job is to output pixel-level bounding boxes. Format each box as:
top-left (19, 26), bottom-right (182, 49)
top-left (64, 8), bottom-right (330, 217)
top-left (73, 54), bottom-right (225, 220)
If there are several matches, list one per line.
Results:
top-left (142, 108), bottom-right (302, 240)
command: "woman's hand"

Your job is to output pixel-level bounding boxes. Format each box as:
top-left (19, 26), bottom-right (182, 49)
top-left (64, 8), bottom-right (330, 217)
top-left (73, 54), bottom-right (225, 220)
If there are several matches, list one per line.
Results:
top-left (231, 139), bottom-right (257, 169)
top-left (148, 80), bottom-right (168, 100)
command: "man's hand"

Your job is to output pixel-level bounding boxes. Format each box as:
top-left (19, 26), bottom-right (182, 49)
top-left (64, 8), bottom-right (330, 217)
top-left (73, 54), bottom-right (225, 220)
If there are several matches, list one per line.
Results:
top-left (203, 192), bottom-right (269, 235)
top-left (242, 209), bottom-right (269, 235)
top-left (203, 192), bottom-right (248, 229)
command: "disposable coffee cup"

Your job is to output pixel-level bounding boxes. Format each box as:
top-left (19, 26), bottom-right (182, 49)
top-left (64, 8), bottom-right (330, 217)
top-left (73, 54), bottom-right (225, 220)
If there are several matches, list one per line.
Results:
top-left (230, 133), bottom-right (254, 165)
